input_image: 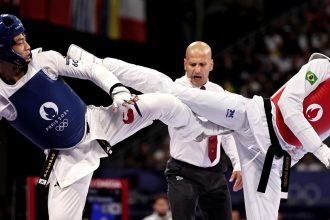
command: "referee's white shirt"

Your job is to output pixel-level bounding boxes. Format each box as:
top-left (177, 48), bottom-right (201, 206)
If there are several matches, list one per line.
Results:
top-left (168, 75), bottom-right (241, 170)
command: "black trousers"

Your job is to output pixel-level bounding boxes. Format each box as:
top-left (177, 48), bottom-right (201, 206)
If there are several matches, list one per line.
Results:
top-left (165, 158), bottom-right (231, 220)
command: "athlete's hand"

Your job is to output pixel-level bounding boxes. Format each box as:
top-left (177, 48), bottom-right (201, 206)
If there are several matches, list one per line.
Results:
top-left (313, 143), bottom-right (330, 169)
top-left (229, 170), bottom-right (243, 192)
top-left (111, 86), bottom-right (138, 113)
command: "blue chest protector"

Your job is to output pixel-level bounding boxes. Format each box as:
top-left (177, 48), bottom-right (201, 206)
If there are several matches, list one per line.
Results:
top-left (8, 70), bottom-right (87, 150)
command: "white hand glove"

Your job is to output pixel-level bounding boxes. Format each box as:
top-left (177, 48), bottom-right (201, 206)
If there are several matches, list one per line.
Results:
top-left (111, 86), bottom-right (134, 112)
top-left (67, 44), bottom-right (102, 65)
top-left (313, 143), bottom-right (330, 169)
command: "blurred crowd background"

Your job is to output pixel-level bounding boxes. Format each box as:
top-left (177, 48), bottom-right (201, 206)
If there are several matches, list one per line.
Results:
top-left (1, 0), bottom-right (330, 219)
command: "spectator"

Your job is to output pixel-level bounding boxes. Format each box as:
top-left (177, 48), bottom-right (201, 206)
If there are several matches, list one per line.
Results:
top-left (143, 193), bottom-right (172, 220)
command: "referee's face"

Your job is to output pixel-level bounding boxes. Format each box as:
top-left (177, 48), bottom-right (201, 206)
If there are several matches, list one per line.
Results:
top-left (184, 48), bottom-right (213, 88)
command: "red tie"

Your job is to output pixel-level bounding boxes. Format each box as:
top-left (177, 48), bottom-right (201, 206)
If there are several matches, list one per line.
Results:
top-left (200, 85), bottom-right (218, 162)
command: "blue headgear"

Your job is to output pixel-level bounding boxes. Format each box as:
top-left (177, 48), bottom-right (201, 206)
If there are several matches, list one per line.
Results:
top-left (0, 14), bottom-right (27, 65)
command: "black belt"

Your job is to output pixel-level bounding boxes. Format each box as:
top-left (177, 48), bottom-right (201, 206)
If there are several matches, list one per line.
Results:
top-left (37, 123), bottom-right (112, 187)
top-left (257, 98), bottom-right (291, 200)
top-left (38, 149), bottom-right (59, 186)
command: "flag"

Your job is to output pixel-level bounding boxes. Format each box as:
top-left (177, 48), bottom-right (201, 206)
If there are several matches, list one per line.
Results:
top-left (18, 0), bottom-right (47, 21)
top-left (18, 0), bottom-right (147, 43)
top-left (48, 0), bottom-right (72, 27)
top-left (119, 0), bottom-right (146, 43)
top-left (103, 0), bottom-right (146, 43)
top-left (72, 0), bottom-right (97, 33)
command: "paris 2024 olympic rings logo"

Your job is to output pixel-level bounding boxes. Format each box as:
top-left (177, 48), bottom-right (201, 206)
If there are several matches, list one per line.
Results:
top-left (55, 119), bottom-right (69, 131)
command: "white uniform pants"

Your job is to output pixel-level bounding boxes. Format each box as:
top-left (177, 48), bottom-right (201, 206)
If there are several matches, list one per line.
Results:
top-left (48, 173), bottom-right (93, 220)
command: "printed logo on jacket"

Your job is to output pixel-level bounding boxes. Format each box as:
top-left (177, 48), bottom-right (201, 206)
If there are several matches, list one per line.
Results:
top-left (39, 102), bottom-right (70, 132)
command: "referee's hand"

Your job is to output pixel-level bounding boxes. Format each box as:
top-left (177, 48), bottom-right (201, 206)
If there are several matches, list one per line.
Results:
top-left (230, 170), bottom-right (243, 192)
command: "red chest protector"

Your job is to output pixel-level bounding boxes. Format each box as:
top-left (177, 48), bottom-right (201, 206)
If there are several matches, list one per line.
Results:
top-left (271, 79), bottom-right (330, 148)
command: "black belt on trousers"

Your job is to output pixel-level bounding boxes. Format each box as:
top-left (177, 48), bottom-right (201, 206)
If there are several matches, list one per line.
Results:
top-left (37, 123), bottom-right (112, 187)
top-left (257, 98), bottom-right (291, 200)
top-left (38, 149), bottom-right (59, 187)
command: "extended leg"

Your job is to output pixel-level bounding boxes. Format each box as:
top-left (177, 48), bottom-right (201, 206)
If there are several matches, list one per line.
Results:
top-left (90, 93), bottom-right (224, 146)
top-left (67, 45), bottom-right (248, 131)
top-left (102, 57), bottom-right (248, 131)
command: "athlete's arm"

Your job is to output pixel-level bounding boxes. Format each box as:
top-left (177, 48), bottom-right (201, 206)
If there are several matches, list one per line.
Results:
top-left (38, 50), bottom-right (123, 95)
top-left (38, 50), bottom-right (135, 112)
